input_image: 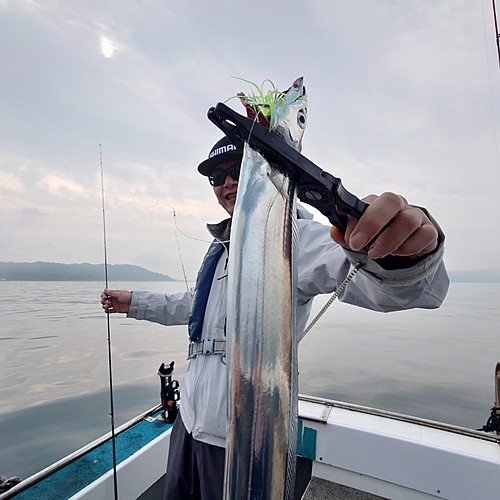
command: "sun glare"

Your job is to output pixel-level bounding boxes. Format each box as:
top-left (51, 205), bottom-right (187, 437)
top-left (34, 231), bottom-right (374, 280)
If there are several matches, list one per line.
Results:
top-left (100, 37), bottom-right (115, 58)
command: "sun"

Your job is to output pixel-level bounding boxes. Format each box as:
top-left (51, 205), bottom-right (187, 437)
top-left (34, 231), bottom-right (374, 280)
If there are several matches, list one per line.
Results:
top-left (100, 37), bottom-right (115, 58)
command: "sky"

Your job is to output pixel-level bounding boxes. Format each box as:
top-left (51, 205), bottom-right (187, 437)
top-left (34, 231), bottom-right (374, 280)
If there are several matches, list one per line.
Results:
top-left (1, 0), bottom-right (499, 280)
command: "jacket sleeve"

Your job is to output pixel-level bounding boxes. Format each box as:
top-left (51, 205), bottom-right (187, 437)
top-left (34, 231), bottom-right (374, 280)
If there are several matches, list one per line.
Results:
top-left (297, 217), bottom-right (449, 313)
top-left (127, 289), bottom-right (193, 326)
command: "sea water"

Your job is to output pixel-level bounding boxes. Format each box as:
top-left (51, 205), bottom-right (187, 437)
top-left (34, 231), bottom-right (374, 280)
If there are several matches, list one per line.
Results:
top-left (0, 281), bottom-right (498, 479)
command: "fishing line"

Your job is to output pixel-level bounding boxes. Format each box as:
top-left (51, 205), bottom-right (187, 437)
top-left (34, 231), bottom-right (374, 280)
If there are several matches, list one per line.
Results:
top-left (122, 184), bottom-right (233, 248)
top-left (99, 144), bottom-right (119, 500)
top-left (157, 201), bottom-right (190, 292)
top-left (118, 187), bottom-right (211, 280)
top-left (299, 253), bottom-right (369, 343)
top-left (131, 195), bottom-right (229, 250)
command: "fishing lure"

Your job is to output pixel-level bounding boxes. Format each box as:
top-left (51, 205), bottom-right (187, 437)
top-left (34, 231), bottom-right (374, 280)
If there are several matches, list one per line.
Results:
top-left (230, 77), bottom-right (308, 152)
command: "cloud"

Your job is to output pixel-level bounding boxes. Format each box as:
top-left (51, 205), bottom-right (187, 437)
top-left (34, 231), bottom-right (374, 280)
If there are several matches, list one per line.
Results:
top-left (38, 174), bottom-right (88, 198)
top-left (0, 171), bottom-right (24, 192)
top-left (0, 0), bottom-right (498, 272)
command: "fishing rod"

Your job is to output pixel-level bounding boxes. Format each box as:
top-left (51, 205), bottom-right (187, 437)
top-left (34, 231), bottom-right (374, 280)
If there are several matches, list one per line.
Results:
top-left (100, 144), bottom-right (119, 500)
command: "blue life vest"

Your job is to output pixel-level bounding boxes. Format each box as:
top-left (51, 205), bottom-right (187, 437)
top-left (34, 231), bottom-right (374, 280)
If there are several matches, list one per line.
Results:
top-left (188, 241), bottom-right (225, 341)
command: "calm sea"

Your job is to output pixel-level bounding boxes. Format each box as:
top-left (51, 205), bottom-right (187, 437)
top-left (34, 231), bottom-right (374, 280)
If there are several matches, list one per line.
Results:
top-left (0, 280), bottom-right (498, 480)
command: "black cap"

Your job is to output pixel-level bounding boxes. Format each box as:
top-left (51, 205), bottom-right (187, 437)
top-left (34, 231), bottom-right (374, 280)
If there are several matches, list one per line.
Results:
top-left (197, 136), bottom-right (243, 176)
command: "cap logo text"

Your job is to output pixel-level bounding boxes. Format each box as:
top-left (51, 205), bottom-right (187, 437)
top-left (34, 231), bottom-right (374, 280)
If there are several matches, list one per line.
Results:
top-left (209, 144), bottom-right (237, 158)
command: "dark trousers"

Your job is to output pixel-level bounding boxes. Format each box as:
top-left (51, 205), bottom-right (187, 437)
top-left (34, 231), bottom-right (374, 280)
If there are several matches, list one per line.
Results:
top-left (163, 414), bottom-right (226, 500)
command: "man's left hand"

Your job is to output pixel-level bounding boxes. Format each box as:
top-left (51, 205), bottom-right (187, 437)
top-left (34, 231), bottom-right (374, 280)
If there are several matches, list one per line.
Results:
top-left (330, 192), bottom-right (439, 260)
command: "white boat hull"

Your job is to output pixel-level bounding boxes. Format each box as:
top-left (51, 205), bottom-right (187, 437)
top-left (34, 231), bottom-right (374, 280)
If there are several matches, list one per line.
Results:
top-left (299, 395), bottom-right (500, 499)
top-left (3, 396), bottom-right (499, 500)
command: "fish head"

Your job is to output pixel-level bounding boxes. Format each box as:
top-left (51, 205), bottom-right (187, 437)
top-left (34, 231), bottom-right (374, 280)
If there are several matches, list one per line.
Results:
top-left (238, 77), bottom-right (307, 152)
top-left (271, 77), bottom-right (307, 152)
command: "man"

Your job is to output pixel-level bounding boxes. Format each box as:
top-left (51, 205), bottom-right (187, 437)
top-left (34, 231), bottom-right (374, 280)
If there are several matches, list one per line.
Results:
top-left (101, 136), bottom-right (449, 500)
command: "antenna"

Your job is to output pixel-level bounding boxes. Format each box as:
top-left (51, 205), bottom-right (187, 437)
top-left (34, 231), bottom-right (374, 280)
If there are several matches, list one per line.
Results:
top-left (100, 144), bottom-right (119, 499)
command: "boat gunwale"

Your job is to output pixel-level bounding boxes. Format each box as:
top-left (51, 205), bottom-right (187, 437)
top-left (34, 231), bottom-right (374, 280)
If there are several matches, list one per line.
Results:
top-left (298, 394), bottom-right (500, 443)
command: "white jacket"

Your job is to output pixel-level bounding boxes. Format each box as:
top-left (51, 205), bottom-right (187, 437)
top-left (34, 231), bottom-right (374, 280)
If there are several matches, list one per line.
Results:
top-left (128, 208), bottom-right (448, 448)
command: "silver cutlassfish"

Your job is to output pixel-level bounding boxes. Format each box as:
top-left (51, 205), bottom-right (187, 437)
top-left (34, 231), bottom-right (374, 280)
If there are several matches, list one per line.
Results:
top-left (224, 78), bottom-right (307, 500)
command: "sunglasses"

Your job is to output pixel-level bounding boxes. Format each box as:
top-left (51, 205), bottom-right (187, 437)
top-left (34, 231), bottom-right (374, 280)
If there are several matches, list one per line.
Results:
top-left (208, 163), bottom-right (241, 187)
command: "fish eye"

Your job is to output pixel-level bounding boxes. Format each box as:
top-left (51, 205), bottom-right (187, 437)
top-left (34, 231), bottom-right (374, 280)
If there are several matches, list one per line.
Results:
top-left (297, 110), bottom-right (307, 129)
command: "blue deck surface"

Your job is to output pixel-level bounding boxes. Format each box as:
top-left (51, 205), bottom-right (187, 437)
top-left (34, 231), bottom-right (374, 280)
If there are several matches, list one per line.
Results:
top-left (14, 415), bottom-right (316, 499)
top-left (14, 412), bottom-right (172, 500)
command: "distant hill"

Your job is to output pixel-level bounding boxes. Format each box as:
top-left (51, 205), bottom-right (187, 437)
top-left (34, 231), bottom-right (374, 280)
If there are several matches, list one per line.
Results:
top-left (0, 261), bottom-right (498, 283)
top-left (0, 262), bottom-right (175, 281)
top-left (447, 269), bottom-right (500, 283)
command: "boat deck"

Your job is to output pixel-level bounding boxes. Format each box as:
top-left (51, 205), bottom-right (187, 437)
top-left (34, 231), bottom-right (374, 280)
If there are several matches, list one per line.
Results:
top-left (303, 477), bottom-right (387, 499)
top-left (139, 475), bottom-right (389, 499)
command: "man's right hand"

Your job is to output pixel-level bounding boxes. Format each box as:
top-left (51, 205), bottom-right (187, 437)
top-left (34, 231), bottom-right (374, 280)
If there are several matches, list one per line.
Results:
top-left (101, 289), bottom-right (132, 314)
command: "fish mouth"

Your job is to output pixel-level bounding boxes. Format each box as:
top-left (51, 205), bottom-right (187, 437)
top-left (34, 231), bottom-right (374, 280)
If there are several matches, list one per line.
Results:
top-left (274, 126), bottom-right (302, 151)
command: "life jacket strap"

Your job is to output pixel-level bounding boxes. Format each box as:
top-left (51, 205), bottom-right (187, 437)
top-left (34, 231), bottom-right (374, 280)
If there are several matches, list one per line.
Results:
top-left (187, 338), bottom-right (226, 360)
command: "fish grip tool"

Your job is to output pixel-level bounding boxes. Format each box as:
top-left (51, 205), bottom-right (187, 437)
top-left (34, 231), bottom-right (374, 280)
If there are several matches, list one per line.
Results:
top-left (207, 102), bottom-right (369, 232)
